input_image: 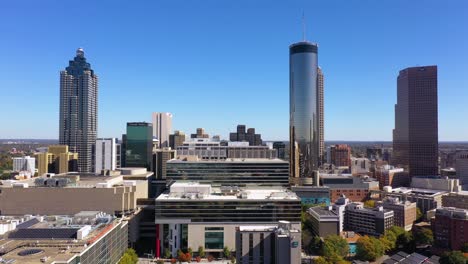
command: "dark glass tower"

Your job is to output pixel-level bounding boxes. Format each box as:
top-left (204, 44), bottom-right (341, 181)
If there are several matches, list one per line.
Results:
top-left (59, 48), bottom-right (98, 173)
top-left (392, 66), bottom-right (438, 177)
top-left (125, 122), bottom-right (153, 170)
top-left (289, 42), bottom-right (319, 185)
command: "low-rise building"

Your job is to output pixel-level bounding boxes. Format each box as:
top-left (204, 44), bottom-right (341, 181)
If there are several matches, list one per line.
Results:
top-left (235, 221), bottom-right (301, 264)
top-left (320, 174), bottom-right (379, 202)
top-left (374, 165), bottom-right (409, 189)
top-left (442, 191), bottom-right (468, 210)
top-left (433, 207), bottom-right (468, 250)
top-left (155, 182), bottom-right (301, 257)
top-left (375, 187), bottom-right (447, 214)
top-left (0, 169), bottom-right (151, 216)
top-left (12, 156), bottom-right (35, 176)
top-left (351, 157), bottom-right (372, 176)
top-left (35, 145), bottom-right (78, 175)
top-left (0, 212), bottom-right (128, 264)
top-left (291, 186), bottom-right (331, 205)
top-left (411, 176), bottom-right (461, 192)
top-left (308, 206), bottom-right (340, 237)
top-left (344, 202), bottom-right (394, 236)
top-left (379, 197), bottom-right (417, 231)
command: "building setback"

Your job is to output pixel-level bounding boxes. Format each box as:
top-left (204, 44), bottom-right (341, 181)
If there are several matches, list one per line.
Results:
top-left (59, 48), bottom-right (98, 173)
top-left (169, 130), bottom-right (186, 149)
top-left (379, 197), bottom-right (417, 231)
top-left (392, 66), bottom-right (438, 177)
top-left (318, 67), bottom-right (325, 165)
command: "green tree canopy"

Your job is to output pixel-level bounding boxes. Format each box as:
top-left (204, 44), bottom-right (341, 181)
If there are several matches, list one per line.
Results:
top-left (356, 236), bottom-right (385, 261)
top-left (413, 228), bottom-right (434, 246)
top-left (439, 251), bottom-right (467, 264)
top-left (322, 235), bottom-right (349, 263)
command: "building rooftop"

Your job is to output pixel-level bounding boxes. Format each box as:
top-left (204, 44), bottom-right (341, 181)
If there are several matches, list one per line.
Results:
top-left (388, 187), bottom-right (447, 196)
top-left (168, 158), bottom-right (287, 164)
top-left (156, 181), bottom-right (299, 201)
top-left (308, 206), bottom-right (339, 217)
top-left (0, 212), bottom-right (123, 264)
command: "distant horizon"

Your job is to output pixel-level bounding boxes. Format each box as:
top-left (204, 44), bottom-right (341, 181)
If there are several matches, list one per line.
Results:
top-left (1, 138), bottom-right (468, 144)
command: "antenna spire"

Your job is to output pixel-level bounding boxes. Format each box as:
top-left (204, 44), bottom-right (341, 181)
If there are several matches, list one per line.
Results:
top-left (302, 11), bottom-right (306, 41)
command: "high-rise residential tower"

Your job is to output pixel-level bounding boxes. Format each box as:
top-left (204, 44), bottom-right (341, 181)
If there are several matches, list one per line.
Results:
top-left (289, 41), bottom-right (319, 185)
top-left (392, 66), bottom-right (438, 177)
top-left (59, 48), bottom-right (98, 173)
top-left (318, 67), bottom-right (324, 165)
top-left (152, 112), bottom-right (173, 148)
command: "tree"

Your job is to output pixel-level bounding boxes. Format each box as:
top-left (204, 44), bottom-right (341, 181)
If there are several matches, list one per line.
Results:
top-left (356, 236), bottom-right (385, 261)
top-left (198, 246), bottom-right (206, 258)
top-left (231, 256), bottom-right (236, 263)
top-left (188, 247), bottom-right (193, 256)
top-left (364, 200), bottom-right (375, 208)
top-left (413, 228), bottom-right (434, 246)
top-left (178, 251), bottom-right (191, 262)
top-left (416, 207), bottom-right (423, 222)
top-left (397, 231), bottom-right (415, 252)
top-left (163, 248), bottom-right (172, 259)
top-left (223, 246), bottom-right (231, 259)
top-left (322, 235), bottom-right (349, 263)
top-left (119, 248), bottom-right (138, 264)
top-left (439, 251), bottom-right (467, 264)
top-left (314, 256), bottom-right (331, 264)
top-left (461, 242), bottom-right (468, 253)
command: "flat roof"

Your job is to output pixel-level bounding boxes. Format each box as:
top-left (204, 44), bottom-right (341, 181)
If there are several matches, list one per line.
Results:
top-left (309, 206), bottom-right (339, 217)
top-left (157, 184), bottom-right (298, 201)
top-left (390, 187), bottom-right (447, 196)
top-left (168, 158), bottom-right (287, 163)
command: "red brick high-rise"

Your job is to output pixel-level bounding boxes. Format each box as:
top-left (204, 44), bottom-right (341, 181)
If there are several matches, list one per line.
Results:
top-left (433, 207), bottom-right (468, 250)
top-left (329, 144), bottom-right (351, 167)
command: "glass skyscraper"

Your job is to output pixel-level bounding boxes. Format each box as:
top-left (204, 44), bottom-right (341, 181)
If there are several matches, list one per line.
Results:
top-left (289, 41), bottom-right (319, 185)
top-left (59, 48), bottom-right (98, 173)
top-left (125, 122), bottom-right (153, 170)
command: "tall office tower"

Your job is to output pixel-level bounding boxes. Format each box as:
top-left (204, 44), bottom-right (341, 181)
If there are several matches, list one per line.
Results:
top-left (392, 66), bottom-right (438, 177)
top-left (289, 41), bottom-right (319, 185)
top-left (229, 125), bottom-right (263, 146)
top-left (125, 122), bottom-right (153, 170)
top-left (318, 67), bottom-right (325, 165)
top-left (152, 112), bottom-right (173, 148)
top-left (94, 138), bottom-right (119, 173)
top-left (59, 48), bottom-right (98, 173)
top-left (169, 130), bottom-right (186, 149)
top-left (190, 128), bottom-right (209, 139)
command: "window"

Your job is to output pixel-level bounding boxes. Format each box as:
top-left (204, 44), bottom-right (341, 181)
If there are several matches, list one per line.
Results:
top-left (205, 231), bottom-right (224, 249)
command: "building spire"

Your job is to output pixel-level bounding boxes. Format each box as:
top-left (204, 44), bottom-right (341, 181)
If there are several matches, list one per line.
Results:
top-left (302, 11), bottom-right (306, 41)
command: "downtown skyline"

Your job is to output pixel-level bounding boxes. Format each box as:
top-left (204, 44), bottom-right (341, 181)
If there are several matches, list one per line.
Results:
top-left (1, 1), bottom-right (468, 141)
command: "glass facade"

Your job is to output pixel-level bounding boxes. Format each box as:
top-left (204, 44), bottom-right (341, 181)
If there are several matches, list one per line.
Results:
top-left (205, 227), bottom-right (224, 249)
top-left (166, 160), bottom-right (289, 186)
top-left (289, 42), bottom-right (319, 185)
top-left (125, 122), bottom-right (153, 170)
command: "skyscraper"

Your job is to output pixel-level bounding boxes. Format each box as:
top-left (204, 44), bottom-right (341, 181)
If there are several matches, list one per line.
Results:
top-left (125, 122), bottom-right (153, 170)
top-left (392, 66), bottom-right (438, 177)
top-left (289, 41), bottom-right (320, 185)
top-left (59, 48), bottom-right (98, 173)
top-left (152, 112), bottom-right (173, 148)
top-left (318, 67), bottom-right (325, 165)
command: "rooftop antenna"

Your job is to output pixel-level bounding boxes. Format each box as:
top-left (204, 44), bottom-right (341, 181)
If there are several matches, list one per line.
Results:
top-left (302, 11), bottom-right (306, 41)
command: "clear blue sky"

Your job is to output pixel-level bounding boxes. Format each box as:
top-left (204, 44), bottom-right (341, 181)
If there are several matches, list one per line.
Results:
top-left (1, 0), bottom-right (467, 141)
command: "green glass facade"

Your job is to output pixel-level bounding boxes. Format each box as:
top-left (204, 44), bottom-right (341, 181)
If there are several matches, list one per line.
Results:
top-left (125, 122), bottom-right (153, 170)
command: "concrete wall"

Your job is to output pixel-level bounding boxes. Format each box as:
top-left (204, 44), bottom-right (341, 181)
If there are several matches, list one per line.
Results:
top-left (0, 183), bottom-right (147, 215)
